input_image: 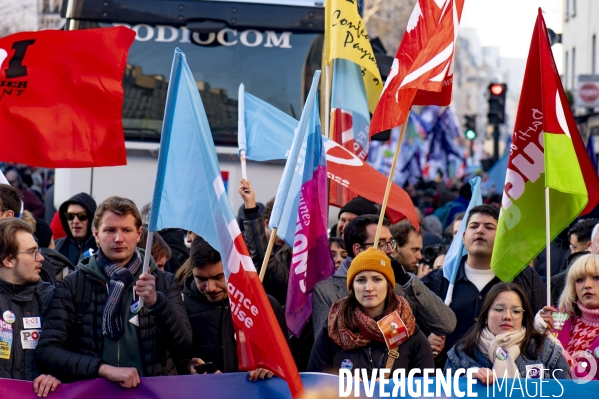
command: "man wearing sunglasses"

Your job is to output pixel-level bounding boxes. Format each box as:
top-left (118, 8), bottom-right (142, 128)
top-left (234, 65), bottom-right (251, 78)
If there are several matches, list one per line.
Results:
top-left (54, 193), bottom-right (97, 267)
top-left (312, 214), bottom-right (456, 342)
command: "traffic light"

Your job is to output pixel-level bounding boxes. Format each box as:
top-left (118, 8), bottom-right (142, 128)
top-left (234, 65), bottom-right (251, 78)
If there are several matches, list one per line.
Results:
top-left (464, 114), bottom-right (477, 140)
top-left (488, 83), bottom-right (507, 124)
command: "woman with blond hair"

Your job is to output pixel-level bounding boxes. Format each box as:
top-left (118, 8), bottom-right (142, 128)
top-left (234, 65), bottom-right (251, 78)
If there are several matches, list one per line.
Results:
top-left (537, 254), bottom-right (599, 380)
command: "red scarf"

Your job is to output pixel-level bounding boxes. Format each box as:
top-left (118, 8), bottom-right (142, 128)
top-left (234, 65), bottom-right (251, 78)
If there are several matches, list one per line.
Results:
top-left (327, 294), bottom-right (416, 351)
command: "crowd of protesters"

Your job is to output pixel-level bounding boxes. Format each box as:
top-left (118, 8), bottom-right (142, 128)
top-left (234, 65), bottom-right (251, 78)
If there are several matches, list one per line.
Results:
top-left (1, 163), bottom-right (599, 397)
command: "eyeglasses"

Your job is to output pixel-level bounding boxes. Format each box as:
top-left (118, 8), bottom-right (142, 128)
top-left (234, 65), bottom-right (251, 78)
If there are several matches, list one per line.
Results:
top-left (491, 305), bottom-right (525, 318)
top-left (65, 212), bottom-right (89, 221)
top-left (17, 248), bottom-right (43, 259)
top-left (361, 239), bottom-right (397, 251)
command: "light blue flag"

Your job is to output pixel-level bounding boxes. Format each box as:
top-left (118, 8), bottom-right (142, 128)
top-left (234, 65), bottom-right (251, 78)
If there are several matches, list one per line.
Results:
top-left (243, 91), bottom-right (298, 161)
top-left (481, 143), bottom-right (509, 196)
top-left (148, 48), bottom-right (239, 255)
top-left (442, 176), bottom-right (482, 305)
top-left (331, 58), bottom-right (370, 123)
top-left (268, 70), bottom-right (321, 235)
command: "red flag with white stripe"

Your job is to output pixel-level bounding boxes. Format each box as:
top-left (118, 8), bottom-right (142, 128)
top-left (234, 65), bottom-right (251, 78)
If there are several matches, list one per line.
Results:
top-left (370, 0), bottom-right (465, 136)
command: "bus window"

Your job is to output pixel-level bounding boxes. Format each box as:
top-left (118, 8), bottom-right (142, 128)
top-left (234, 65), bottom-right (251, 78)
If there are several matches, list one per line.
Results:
top-left (69, 17), bottom-right (323, 146)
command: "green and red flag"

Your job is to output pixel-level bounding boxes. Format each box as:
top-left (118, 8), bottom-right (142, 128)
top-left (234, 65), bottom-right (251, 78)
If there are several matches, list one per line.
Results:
top-left (491, 9), bottom-right (599, 282)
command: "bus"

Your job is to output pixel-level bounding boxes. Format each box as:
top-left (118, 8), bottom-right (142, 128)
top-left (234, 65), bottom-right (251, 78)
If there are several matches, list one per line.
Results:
top-left (55, 0), bottom-right (324, 213)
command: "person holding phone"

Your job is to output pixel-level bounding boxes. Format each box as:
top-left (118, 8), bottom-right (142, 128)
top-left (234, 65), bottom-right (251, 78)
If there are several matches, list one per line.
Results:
top-left (178, 237), bottom-right (288, 381)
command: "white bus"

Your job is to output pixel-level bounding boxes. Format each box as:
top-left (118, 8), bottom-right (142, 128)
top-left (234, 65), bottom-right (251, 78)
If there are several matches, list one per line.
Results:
top-left (56, 0), bottom-right (324, 214)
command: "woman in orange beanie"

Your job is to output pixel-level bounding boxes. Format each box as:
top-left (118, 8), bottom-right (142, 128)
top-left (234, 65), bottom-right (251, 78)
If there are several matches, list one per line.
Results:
top-left (307, 247), bottom-right (434, 374)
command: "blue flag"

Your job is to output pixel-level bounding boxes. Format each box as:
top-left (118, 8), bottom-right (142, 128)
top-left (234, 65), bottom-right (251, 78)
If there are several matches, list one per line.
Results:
top-left (268, 70), bottom-right (321, 235)
top-left (587, 133), bottom-right (598, 174)
top-left (442, 176), bottom-right (482, 305)
top-left (481, 143), bottom-right (510, 196)
top-left (243, 91), bottom-right (298, 161)
top-left (147, 48), bottom-right (304, 396)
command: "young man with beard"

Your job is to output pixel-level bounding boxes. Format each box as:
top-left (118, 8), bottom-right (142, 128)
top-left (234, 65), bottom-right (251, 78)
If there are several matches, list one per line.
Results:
top-left (0, 218), bottom-right (60, 396)
top-left (421, 205), bottom-right (546, 368)
top-left (36, 197), bottom-right (191, 388)
top-left (178, 237), bottom-right (286, 380)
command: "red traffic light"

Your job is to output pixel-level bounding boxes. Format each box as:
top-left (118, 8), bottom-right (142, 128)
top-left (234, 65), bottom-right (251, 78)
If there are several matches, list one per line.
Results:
top-left (490, 83), bottom-right (505, 96)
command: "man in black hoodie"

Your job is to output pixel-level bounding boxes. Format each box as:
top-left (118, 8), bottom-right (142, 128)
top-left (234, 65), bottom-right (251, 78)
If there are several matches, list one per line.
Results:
top-left (54, 193), bottom-right (97, 266)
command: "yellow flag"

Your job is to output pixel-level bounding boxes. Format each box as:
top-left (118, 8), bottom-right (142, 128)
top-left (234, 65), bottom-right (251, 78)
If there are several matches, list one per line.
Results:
top-left (325, 0), bottom-right (382, 113)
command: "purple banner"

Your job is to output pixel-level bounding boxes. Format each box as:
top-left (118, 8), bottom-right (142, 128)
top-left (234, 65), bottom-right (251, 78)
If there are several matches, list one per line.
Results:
top-left (0, 373), bottom-right (338, 399)
top-left (286, 165), bottom-right (334, 337)
top-left (3, 373), bottom-right (597, 399)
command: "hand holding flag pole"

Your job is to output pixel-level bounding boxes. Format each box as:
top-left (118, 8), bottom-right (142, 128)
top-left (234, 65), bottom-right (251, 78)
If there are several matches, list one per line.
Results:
top-left (373, 112), bottom-right (411, 247)
top-left (238, 84), bottom-right (250, 194)
top-left (259, 71), bottom-right (322, 282)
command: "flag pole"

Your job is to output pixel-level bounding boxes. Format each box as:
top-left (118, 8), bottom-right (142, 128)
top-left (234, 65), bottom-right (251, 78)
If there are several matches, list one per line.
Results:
top-left (373, 112), bottom-right (411, 247)
top-left (545, 187), bottom-right (551, 306)
top-left (259, 227), bottom-right (278, 282)
top-left (325, 62), bottom-right (332, 139)
top-left (238, 84), bottom-right (250, 193)
top-left (138, 230), bottom-right (154, 308)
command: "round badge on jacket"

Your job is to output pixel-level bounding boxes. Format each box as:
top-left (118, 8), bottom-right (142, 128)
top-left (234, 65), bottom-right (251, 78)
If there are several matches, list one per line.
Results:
top-left (495, 347), bottom-right (508, 361)
top-left (2, 310), bottom-right (15, 324)
top-left (340, 359), bottom-right (353, 370)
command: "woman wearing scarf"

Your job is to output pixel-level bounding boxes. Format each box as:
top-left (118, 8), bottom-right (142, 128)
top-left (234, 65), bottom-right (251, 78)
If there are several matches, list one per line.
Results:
top-left (536, 254), bottom-right (599, 380)
top-left (307, 248), bottom-right (434, 374)
top-left (446, 283), bottom-right (569, 384)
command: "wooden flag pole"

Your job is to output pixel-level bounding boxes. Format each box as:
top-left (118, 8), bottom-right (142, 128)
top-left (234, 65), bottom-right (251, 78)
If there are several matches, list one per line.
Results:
top-left (545, 187), bottom-right (551, 306)
top-left (373, 112), bottom-right (411, 247)
top-left (259, 227), bottom-right (278, 282)
top-left (325, 62), bottom-right (333, 139)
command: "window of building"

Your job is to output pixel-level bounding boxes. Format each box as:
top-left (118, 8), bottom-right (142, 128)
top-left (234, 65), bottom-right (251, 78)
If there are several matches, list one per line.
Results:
top-left (573, 0), bottom-right (577, 17)
top-left (565, 0), bottom-right (570, 21)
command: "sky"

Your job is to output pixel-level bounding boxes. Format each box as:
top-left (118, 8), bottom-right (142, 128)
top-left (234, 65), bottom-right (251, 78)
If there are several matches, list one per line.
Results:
top-left (460, 0), bottom-right (562, 64)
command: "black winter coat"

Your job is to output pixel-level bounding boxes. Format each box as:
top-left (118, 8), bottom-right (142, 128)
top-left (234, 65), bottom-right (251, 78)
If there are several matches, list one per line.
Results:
top-left (420, 257), bottom-right (546, 368)
top-left (35, 255), bottom-right (192, 381)
top-left (307, 325), bottom-right (434, 374)
top-left (176, 277), bottom-right (288, 374)
top-left (243, 208), bottom-right (291, 306)
top-left (0, 279), bottom-right (54, 381)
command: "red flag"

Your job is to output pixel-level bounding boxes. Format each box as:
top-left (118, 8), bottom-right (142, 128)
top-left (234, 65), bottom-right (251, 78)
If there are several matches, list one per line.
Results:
top-left (325, 139), bottom-right (418, 226)
top-left (0, 27), bottom-right (135, 167)
top-left (370, 0), bottom-right (465, 135)
top-left (329, 109), bottom-right (366, 207)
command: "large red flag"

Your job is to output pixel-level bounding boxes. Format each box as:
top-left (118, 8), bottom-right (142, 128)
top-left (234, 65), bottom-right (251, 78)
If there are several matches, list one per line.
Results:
top-left (325, 139), bottom-right (419, 226)
top-left (0, 27), bottom-right (135, 167)
top-left (370, 0), bottom-right (465, 135)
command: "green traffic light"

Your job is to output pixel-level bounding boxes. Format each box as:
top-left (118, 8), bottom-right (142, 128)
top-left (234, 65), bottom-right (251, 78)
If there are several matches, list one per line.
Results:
top-left (466, 129), bottom-right (476, 140)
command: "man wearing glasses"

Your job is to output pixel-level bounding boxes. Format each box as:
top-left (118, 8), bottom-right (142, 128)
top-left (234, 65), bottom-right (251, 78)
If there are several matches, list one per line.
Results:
top-left (54, 193), bottom-right (97, 267)
top-left (0, 218), bottom-right (61, 396)
top-left (311, 214), bottom-right (456, 341)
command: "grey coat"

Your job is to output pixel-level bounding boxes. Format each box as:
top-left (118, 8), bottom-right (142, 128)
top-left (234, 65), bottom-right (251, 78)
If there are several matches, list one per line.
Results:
top-left (312, 257), bottom-right (457, 340)
top-left (445, 337), bottom-right (570, 379)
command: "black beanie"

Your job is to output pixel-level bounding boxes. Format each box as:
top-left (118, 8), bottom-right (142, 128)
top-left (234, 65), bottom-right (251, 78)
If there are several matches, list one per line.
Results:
top-left (338, 197), bottom-right (378, 219)
top-left (34, 218), bottom-right (53, 248)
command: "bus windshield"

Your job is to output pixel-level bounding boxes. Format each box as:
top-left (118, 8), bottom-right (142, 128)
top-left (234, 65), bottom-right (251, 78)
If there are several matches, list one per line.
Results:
top-left (77, 21), bottom-right (322, 145)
